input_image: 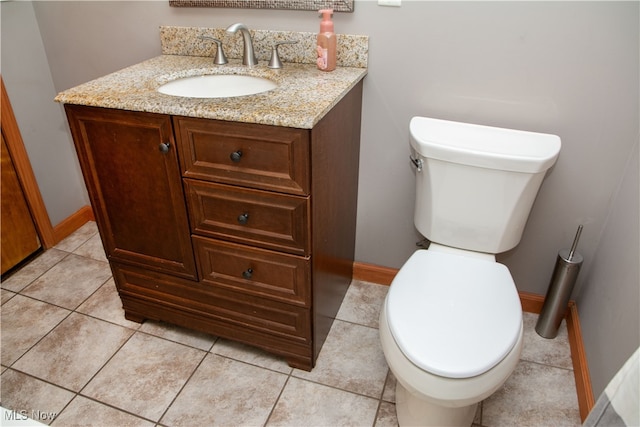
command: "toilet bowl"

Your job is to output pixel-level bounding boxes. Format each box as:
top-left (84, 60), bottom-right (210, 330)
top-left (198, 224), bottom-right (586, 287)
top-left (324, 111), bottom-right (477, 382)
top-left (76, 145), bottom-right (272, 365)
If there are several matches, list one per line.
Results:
top-left (381, 116), bottom-right (560, 426)
top-left (380, 248), bottom-right (524, 426)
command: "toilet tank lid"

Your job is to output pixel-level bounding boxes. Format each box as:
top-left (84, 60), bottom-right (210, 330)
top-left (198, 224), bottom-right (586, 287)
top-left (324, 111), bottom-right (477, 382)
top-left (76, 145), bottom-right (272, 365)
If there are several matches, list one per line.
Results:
top-left (410, 116), bottom-right (561, 173)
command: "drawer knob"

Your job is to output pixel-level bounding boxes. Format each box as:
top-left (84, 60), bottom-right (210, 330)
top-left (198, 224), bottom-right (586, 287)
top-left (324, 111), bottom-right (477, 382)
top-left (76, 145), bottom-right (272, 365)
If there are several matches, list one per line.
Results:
top-left (237, 212), bottom-right (249, 224)
top-left (230, 150), bottom-right (243, 162)
top-left (159, 142), bottom-right (170, 153)
top-left (242, 268), bottom-right (253, 279)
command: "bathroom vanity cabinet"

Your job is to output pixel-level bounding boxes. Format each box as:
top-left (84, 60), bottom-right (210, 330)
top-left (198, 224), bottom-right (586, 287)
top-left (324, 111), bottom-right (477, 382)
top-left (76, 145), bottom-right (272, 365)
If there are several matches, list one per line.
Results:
top-left (63, 80), bottom-right (363, 370)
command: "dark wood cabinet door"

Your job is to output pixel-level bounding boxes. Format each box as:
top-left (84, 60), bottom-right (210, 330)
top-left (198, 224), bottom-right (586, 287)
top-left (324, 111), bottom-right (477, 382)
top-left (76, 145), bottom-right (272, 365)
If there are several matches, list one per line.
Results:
top-left (65, 105), bottom-right (196, 279)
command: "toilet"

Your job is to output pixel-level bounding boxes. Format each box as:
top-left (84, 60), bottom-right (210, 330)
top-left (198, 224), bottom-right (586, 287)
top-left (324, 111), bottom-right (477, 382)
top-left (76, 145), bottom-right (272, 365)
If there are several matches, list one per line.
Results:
top-left (380, 116), bottom-right (561, 426)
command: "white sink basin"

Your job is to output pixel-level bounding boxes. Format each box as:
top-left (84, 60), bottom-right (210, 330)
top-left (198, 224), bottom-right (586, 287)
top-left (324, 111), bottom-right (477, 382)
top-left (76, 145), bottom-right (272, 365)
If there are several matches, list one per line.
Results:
top-left (157, 74), bottom-right (277, 98)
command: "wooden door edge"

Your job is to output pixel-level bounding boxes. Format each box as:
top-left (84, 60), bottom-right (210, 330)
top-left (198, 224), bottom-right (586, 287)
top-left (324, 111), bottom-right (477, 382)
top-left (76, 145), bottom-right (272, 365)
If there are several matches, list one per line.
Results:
top-left (1, 76), bottom-right (55, 248)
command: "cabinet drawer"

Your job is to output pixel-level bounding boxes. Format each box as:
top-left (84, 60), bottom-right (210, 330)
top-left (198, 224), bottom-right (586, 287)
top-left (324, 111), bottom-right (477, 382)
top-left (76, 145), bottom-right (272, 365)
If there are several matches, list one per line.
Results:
top-left (112, 262), bottom-right (311, 343)
top-left (174, 117), bottom-right (310, 196)
top-left (185, 180), bottom-right (310, 256)
top-left (194, 236), bottom-right (310, 307)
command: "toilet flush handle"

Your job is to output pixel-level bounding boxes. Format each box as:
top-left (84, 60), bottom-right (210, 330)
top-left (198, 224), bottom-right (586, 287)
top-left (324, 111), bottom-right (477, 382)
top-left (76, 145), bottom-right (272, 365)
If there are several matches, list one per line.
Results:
top-left (410, 155), bottom-right (423, 172)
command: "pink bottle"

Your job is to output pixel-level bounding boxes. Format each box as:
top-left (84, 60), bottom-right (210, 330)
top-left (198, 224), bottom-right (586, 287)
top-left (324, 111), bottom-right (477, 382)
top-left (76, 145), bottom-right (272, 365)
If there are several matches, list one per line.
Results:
top-left (316, 9), bottom-right (336, 71)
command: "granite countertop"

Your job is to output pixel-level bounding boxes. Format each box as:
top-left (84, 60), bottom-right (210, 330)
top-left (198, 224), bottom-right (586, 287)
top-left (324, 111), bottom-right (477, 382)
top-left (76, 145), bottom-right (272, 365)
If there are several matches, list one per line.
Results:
top-left (55, 54), bottom-right (367, 129)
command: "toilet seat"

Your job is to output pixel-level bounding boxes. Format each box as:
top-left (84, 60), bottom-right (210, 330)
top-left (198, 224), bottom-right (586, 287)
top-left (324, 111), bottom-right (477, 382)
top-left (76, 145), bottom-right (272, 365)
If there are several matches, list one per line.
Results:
top-left (386, 250), bottom-right (522, 379)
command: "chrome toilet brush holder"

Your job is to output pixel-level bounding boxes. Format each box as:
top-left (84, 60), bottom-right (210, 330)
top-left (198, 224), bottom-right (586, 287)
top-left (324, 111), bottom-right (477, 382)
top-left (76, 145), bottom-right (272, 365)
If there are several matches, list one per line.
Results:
top-left (536, 225), bottom-right (584, 339)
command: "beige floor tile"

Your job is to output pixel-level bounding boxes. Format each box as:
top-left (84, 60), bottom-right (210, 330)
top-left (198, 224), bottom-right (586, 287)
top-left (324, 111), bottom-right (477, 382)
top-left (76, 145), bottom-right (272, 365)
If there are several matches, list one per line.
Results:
top-left (521, 312), bottom-right (573, 369)
top-left (73, 233), bottom-right (108, 262)
top-left (1, 295), bottom-right (70, 366)
top-left (138, 320), bottom-right (216, 351)
top-left (293, 319), bottom-right (388, 398)
top-left (1, 369), bottom-right (75, 425)
top-left (336, 280), bottom-right (388, 328)
top-left (382, 370), bottom-right (397, 403)
top-left (162, 354), bottom-right (288, 427)
top-left (482, 360), bottom-right (581, 426)
top-left (1, 288), bottom-right (16, 304)
top-left (52, 395), bottom-right (155, 427)
top-left (21, 254), bottom-right (111, 310)
top-left (211, 338), bottom-right (293, 374)
top-left (375, 401), bottom-right (399, 427)
top-left (12, 313), bottom-right (133, 391)
top-left (54, 221), bottom-right (99, 253)
top-left (0, 249), bottom-right (68, 292)
top-left (0, 247), bottom-right (581, 427)
top-left (82, 332), bottom-right (205, 422)
top-left (267, 377), bottom-right (379, 426)
top-left (76, 278), bottom-right (141, 330)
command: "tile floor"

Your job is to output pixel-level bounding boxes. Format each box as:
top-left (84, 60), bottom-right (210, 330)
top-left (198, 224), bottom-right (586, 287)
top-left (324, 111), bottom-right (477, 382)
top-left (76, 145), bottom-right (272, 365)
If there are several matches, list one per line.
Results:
top-left (1, 222), bottom-right (581, 426)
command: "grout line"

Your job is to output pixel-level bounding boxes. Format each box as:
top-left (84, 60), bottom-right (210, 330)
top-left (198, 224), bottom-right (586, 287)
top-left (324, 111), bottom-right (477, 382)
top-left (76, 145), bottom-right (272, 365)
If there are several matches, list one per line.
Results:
top-left (154, 349), bottom-right (211, 425)
top-left (0, 250), bottom-right (72, 294)
top-left (520, 359), bottom-right (576, 372)
top-left (208, 349), bottom-right (292, 377)
top-left (134, 325), bottom-right (216, 352)
top-left (371, 399), bottom-right (383, 427)
top-left (2, 299), bottom-right (73, 371)
top-left (286, 374), bottom-right (385, 402)
top-left (263, 371), bottom-right (293, 426)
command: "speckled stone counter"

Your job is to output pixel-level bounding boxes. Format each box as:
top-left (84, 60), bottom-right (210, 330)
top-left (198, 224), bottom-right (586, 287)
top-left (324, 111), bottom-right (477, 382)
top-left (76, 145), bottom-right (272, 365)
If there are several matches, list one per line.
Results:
top-left (160, 26), bottom-right (369, 69)
top-left (55, 27), bottom-right (368, 129)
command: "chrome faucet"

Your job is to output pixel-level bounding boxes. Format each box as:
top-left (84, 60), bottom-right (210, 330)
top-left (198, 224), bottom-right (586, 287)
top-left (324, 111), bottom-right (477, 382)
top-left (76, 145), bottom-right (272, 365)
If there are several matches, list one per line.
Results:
top-left (226, 23), bottom-right (257, 67)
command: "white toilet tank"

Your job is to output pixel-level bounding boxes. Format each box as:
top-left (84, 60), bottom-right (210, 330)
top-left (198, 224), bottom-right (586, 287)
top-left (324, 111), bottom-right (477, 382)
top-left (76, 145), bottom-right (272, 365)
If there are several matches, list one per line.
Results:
top-left (410, 117), bottom-right (561, 254)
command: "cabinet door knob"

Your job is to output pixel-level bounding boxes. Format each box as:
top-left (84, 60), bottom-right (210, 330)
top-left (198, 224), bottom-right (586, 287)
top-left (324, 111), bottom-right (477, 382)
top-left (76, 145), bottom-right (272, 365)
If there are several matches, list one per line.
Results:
top-left (230, 150), bottom-right (242, 162)
top-left (159, 142), bottom-right (170, 153)
top-left (242, 268), bottom-right (253, 279)
top-left (237, 213), bottom-right (249, 224)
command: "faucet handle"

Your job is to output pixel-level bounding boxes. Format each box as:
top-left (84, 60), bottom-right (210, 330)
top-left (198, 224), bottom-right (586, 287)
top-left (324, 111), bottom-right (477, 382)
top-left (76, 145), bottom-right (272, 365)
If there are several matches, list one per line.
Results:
top-left (199, 36), bottom-right (228, 65)
top-left (268, 41), bottom-right (299, 69)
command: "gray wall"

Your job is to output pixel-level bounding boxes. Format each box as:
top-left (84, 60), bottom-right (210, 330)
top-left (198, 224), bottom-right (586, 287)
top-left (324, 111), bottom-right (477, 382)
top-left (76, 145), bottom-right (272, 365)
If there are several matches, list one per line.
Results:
top-left (2, 1), bottom-right (637, 398)
top-left (0, 1), bottom-right (89, 226)
top-left (577, 139), bottom-right (639, 396)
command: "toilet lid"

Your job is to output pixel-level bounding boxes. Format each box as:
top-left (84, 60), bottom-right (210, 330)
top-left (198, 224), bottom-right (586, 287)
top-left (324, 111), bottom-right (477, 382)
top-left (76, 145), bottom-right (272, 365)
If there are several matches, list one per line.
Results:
top-left (386, 250), bottom-right (522, 378)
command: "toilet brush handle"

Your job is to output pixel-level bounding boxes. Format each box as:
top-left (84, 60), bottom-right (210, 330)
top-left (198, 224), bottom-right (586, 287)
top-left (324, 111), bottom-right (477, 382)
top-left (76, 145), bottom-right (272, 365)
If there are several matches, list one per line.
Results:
top-left (568, 225), bottom-right (583, 261)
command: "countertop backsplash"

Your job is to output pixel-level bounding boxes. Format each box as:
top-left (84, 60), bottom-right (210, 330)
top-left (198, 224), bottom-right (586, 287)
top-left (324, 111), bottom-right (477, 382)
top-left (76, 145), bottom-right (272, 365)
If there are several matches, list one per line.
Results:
top-left (160, 25), bottom-right (369, 69)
